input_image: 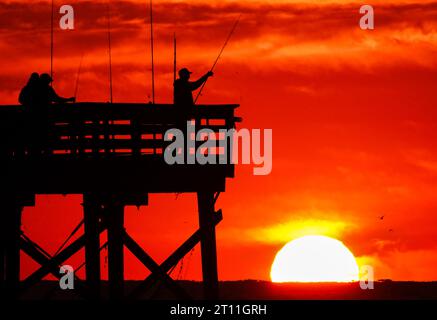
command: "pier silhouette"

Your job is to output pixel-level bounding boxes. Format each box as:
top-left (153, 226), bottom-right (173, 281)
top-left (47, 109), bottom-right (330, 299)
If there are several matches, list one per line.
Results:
top-left (0, 102), bottom-right (240, 300)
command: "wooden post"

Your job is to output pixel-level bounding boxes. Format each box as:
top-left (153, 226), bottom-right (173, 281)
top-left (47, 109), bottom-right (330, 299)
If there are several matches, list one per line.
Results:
top-left (0, 200), bottom-right (5, 295)
top-left (83, 193), bottom-right (101, 299)
top-left (106, 200), bottom-right (124, 300)
top-left (0, 243), bottom-right (4, 290)
top-left (197, 191), bottom-right (219, 299)
top-left (3, 196), bottom-right (22, 298)
top-left (131, 118), bottom-right (141, 157)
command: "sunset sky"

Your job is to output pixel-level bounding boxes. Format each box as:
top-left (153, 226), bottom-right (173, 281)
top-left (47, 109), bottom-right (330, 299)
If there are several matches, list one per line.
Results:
top-left (1, 0), bottom-right (437, 282)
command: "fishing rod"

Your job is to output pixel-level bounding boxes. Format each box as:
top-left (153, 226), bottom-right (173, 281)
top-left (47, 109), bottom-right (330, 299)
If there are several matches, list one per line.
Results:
top-left (194, 15), bottom-right (241, 104)
top-left (107, 2), bottom-right (113, 103)
top-left (150, 0), bottom-right (155, 104)
top-left (50, 0), bottom-right (54, 83)
top-left (106, 2), bottom-right (114, 153)
top-left (174, 32), bottom-right (177, 83)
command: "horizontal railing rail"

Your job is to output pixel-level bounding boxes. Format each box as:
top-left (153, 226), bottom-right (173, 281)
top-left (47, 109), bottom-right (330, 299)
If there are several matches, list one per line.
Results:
top-left (0, 103), bottom-right (241, 160)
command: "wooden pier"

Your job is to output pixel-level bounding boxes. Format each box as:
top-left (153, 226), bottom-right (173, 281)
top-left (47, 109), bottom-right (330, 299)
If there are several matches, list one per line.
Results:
top-left (0, 102), bottom-right (240, 300)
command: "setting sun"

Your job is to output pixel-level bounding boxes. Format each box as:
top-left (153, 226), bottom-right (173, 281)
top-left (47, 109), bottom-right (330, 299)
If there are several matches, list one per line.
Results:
top-left (271, 235), bottom-right (359, 283)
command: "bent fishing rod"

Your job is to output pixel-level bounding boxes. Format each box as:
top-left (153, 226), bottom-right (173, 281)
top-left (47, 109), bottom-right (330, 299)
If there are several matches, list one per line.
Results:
top-left (194, 15), bottom-right (241, 104)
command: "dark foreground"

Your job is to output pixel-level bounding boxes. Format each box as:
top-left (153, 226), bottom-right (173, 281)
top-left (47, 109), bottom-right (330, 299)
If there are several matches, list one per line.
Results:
top-left (17, 280), bottom-right (437, 300)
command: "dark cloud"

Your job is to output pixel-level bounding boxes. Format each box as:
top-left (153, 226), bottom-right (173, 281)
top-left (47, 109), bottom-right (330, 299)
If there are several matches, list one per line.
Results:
top-left (2, 1), bottom-right (437, 41)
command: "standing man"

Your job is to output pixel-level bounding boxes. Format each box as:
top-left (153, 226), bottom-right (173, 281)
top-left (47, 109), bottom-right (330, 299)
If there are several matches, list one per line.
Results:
top-left (32, 73), bottom-right (75, 156)
top-left (173, 68), bottom-right (213, 162)
top-left (173, 68), bottom-right (213, 112)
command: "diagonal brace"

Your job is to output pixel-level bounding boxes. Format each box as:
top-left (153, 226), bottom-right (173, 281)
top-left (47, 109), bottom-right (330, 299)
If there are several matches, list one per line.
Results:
top-left (20, 224), bottom-right (106, 291)
top-left (123, 231), bottom-right (191, 300)
top-left (128, 210), bottom-right (222, 299)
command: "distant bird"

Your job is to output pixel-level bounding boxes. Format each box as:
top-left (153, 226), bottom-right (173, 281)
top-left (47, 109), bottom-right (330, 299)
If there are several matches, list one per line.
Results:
top-left (379, 215), bottom-right (385, 220)
top-left (389, 229), bottom-right (394, 232)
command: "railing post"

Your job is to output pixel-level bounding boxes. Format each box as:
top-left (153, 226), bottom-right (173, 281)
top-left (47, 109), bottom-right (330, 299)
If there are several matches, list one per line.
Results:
top-left (131, 118), bottom-right (141, 157)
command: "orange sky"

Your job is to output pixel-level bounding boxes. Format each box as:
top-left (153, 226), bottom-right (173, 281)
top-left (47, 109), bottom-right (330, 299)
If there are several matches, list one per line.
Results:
top-left (1, 0), bottom-right (437, 281)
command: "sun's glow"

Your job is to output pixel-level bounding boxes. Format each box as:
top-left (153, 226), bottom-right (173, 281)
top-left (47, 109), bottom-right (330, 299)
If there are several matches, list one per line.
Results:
top-left (270, 235), bottom-right (359, 282)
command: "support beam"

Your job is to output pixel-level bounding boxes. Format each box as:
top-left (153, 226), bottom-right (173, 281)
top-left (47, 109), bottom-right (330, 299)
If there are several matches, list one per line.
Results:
top-left (83, 193), bottom-right (101, 299)
top-left (197, 192), bottom-right (219, 300)
top-left (21, 224), bottom-right (105, 291)
top-left (129, 210), bottom-right (222, 299)
top-left (0, 225), bottom-right (4, 293)
top-left (0, 199), bottom-right (5, 293)
top-left (123, 231), bottom-right (190, 299)
top-left (20, 236), bottom-right (60, 282)
top-left (106, 201), bottom-right (125, 300)
top-left (3, 196), bottom-right (22, 299)
top-left (19, 235), bottom-right (88, 297)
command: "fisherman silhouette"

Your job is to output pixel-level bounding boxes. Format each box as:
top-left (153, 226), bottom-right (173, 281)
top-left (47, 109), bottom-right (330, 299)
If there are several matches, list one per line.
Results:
top-left (37, 73), bottom-right (75, 105)
top-left (174, 68), bottom-right (213, 108)
top-left (173, 68), bottom-right (212, 161)
top-left (19, 73), bottom-right (75, 156)
top-left (38, 73), bottom-right (75, 155)
top-left (18, 72), bottom-right (39, 106)
top-left (16, 73), bottom-right (40, 157)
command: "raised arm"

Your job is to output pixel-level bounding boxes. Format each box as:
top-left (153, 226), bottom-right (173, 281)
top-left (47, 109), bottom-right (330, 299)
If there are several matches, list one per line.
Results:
top-left (189, 71), bottom-right (213, 91)
top-left (49, 87), bottom-right (75, 103)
